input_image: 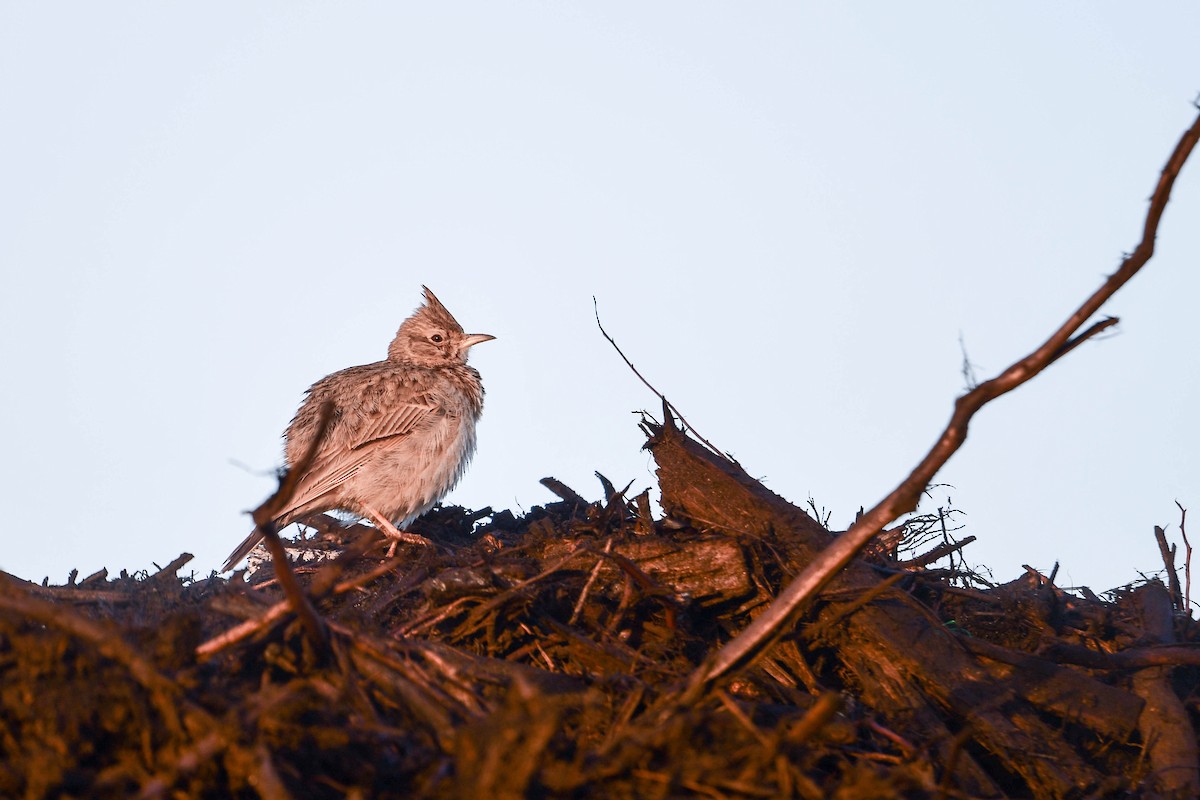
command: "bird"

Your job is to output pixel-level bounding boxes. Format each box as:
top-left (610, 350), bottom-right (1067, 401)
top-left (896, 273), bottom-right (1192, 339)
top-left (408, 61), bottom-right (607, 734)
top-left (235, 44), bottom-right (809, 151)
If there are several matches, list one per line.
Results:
top-left (223, 286), bottom-right (494, 571)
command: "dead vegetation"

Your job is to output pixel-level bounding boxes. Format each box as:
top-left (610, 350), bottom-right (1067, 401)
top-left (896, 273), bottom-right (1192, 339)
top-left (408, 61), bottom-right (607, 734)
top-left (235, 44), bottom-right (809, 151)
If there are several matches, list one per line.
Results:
top-left (2, 110), bottom-right (1199, 798)
top-left (2, 443), bottom-right (1199, 799)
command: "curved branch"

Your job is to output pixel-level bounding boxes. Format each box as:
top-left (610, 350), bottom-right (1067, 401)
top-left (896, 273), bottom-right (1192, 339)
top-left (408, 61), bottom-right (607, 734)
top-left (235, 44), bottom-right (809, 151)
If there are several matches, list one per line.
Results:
top-left (691, 110), bottom-right (1200, 689)
top-left (247, 401), bottom-right (336, 652)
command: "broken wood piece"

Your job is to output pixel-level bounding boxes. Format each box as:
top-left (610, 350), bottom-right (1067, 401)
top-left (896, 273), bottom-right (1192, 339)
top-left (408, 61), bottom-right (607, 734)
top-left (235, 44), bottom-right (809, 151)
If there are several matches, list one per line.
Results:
top-left (537, 535), bottom-right (753, 609)
top-left (539, 477), bottom-right (589, 506)
top-left (646, 414), bottom-right (1105, 797)
top-left (1129, 581), bottom-right (1200, 796)
top-left (957, 634), bottom-right (1142, 740)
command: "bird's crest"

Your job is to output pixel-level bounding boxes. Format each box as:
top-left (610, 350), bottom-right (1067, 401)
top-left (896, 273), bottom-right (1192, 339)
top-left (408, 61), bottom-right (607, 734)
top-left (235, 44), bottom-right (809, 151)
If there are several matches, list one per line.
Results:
top-left (417, 286), bottom-right (464, 333)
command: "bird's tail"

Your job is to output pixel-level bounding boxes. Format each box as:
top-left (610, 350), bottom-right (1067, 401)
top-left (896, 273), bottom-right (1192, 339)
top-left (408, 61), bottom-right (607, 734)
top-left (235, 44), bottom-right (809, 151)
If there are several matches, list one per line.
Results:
top-left (221, 527), bottom-right (266, 572)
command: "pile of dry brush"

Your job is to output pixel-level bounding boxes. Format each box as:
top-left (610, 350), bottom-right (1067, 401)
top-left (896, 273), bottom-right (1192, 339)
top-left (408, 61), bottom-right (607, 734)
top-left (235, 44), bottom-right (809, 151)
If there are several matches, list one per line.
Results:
top-left (2, 412), bottom-right (1199, 798)
top-left (3, 111), bottom-right (1200, 799)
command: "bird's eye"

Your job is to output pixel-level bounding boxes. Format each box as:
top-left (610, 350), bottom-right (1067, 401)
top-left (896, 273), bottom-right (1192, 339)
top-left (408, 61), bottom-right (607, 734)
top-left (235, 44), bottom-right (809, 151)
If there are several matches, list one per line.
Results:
top-left (430, 334), bottom-right (444, 343)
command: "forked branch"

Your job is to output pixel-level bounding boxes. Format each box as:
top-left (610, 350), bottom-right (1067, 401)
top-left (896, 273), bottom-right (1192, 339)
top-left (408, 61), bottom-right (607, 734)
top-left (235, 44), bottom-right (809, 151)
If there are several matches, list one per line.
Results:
top-left (690, 109), bottom-right (1200, 689)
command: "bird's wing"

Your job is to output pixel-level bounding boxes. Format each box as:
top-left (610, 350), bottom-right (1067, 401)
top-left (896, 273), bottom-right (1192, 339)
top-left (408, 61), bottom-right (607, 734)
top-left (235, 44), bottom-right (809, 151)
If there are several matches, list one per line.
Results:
top-left (276, 388), bottom-right (443, 521)
top-left (348, 392), bottom-right (442, 450)
top-left (222, 527), bottom-right (265, 572)
top-left (227, 367), bottom-right (446, 569)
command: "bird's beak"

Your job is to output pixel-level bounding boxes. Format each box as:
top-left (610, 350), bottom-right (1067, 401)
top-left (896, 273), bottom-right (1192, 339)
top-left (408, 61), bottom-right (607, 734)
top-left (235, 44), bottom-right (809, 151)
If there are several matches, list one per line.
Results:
top-left (462, 333), bottom-right (496, 349)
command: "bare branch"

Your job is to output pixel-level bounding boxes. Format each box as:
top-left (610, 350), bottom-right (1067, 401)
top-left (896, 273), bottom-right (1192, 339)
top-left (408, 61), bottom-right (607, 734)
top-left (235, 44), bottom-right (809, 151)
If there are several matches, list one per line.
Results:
top-left (1178, 501), bottom-right (1193, 615)
top-left (247, 401), bottom-right (337, 653)
top-left (689, 110), bottom-right (1200, 689)
top-left (906, 534), bottom-right (977, 568)
top-left (1155, 525), bottom-right (1184, 611)
top-left (1047, 316), bottom-right (1119, 366)
top-left (593, 298), bottom-right (730, 460)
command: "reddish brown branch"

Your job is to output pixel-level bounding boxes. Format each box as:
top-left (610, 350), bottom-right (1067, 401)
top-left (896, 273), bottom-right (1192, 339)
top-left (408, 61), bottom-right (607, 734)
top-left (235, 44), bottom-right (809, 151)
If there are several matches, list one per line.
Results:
top-left (906, 535), bottom-right (977, 568)
top-left (690, 110), bottom-right (1200, 688)
top-left (248, 401), bottom-right (337, 652)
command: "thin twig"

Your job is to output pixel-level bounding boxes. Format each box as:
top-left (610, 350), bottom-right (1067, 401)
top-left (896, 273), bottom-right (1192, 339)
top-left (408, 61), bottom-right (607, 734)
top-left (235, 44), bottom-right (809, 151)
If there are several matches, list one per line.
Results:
top-left (686, 109), bottom-right (1200, 690)
top-left (593, 298), bottom-right (730, 461)
top-left (570, 537), bottom-right (613, 625)
top-left (782, 691), bottom-right (842, 745)
top-left (1178, 501), bottom-right (1192, 615)
top-left (195, 598), bottom-right (294, 659)
top-left (196, 550), bottom-right (407, 659)
top-left (716, 690), bottom-right (772, 748)
top-left (804, 570), bottom-right (909, 641)
top-left (958, 332), bottom-right (979, 390)
top-left (906, 535), bottom-right (977, 568)
top-left (394, 549), bottom-right (589, 637)
top-left (1047, 316), bottom-right (1120, 365)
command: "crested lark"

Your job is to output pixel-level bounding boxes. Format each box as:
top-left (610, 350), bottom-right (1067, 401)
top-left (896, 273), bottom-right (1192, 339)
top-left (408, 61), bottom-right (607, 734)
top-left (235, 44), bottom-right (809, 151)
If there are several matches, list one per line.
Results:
top-left (223, 287), bottom-right (494, 571)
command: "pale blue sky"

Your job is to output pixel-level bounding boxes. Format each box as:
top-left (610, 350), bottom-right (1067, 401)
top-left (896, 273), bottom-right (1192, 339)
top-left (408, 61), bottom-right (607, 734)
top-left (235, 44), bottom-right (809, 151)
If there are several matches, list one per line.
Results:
top-left (2, 4), bottom-right (1197, 594)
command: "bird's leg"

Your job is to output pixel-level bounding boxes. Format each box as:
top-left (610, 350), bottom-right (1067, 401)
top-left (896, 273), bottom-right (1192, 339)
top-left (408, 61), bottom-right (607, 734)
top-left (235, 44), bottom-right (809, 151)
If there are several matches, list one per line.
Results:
top-left (361, 505), bottom-right (433, 556)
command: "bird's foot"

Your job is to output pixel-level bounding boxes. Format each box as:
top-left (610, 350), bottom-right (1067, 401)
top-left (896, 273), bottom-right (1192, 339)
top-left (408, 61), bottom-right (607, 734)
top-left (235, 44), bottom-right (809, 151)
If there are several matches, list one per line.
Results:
top-left (361, 505), bottom-right (433, 556)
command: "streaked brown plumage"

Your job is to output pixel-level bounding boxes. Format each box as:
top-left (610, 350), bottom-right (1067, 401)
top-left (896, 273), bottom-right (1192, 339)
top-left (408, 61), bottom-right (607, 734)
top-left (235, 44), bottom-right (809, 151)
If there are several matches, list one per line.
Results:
top-left (223, 287), bottom-right (493, 571)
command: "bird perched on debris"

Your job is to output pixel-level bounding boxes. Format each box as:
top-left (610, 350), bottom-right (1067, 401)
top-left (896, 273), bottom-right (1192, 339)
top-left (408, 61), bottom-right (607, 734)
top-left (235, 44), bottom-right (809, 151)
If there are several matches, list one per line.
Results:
top-left (223, 286), bottom-right (494, 571)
